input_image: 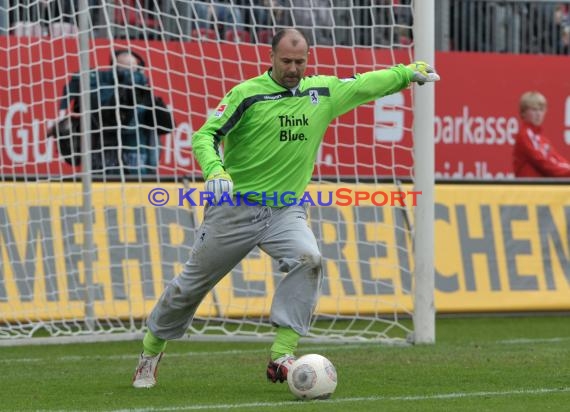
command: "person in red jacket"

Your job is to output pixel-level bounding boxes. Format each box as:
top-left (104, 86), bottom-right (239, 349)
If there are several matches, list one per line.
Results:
top-left (513, 91), bottom-right (570, 177)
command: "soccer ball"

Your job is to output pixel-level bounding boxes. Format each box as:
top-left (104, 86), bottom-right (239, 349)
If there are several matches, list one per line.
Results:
top-left (287, 354), bottom-right (337, 400)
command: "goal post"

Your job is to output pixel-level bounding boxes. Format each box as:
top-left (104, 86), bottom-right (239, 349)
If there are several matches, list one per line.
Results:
top-left (411, 0), bottom-right (436, 344)
top-left (0, 0), bottom-right (434, 345)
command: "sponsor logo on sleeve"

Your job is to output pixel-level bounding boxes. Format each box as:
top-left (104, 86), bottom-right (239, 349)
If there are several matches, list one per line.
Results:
top-left (214, 104), bottom-right (227, 117)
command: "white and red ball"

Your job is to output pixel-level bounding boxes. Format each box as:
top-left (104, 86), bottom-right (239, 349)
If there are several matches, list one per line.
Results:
top-left (287, 354), bottom-right (337, 400)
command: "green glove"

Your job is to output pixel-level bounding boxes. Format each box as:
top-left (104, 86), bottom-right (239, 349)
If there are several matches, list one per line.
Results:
top-left (407, 61), bottom-right (441, 85)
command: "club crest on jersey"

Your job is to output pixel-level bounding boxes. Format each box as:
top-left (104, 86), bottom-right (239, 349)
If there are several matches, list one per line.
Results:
top-left (309, 90), bottom-right (319, 105)
top-left (214, 104), bottom-right (227, 117)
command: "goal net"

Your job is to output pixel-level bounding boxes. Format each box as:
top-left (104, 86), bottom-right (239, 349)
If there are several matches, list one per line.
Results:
top-left (0, 0), bottom-right (433, 345)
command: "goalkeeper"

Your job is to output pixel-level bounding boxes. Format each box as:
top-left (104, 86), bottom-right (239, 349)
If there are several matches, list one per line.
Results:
top-left (132, 28), bottom-right (440, 388)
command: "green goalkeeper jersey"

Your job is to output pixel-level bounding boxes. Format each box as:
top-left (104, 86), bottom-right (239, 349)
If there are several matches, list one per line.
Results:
top-left (192, 64), bottom-right (413, 206)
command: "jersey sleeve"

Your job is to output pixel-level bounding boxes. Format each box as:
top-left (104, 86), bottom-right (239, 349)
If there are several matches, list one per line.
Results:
top-left (517, 130), bottom-right (570, 177)
top-left (191, 88), bottom-right (243, 179)
top-left (328, 64), bottom-right (413, 119)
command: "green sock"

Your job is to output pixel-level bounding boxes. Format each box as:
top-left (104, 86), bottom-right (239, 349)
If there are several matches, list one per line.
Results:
top-left (142, 330), bottom-right (167, 357)
top-left (270, 327), bottom-right (301, 361)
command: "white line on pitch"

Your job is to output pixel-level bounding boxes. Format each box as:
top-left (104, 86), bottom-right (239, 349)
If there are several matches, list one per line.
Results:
top-left (0, 343), bottom-right (380, 364)
top-left (36, 387), bottom-right (570, 412)
top-left (5, 336), bottom-right (570, 364)
top-left (498, 337), bottom-right (570, 344)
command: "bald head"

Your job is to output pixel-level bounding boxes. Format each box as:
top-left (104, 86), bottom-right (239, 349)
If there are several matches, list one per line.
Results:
top-left (271, 29), bottom-right (310, 54)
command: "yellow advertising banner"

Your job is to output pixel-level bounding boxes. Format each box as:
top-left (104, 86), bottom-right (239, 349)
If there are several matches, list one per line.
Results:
top-left (434, 184), bottom-right (570, 311)
top-left (0, 183), bottom-right (568, 323)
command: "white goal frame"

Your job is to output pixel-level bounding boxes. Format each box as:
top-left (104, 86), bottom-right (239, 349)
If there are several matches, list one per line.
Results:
top-left (0, 0), bottom-right (434, 346)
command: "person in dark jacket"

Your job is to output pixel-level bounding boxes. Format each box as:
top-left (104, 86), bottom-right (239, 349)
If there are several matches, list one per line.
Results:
top-left (49, 49), bottom-right (174, 175)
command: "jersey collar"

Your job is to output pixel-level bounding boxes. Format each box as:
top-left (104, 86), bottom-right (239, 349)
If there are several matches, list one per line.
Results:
top-left (267, 68), bottom-right (303, 93)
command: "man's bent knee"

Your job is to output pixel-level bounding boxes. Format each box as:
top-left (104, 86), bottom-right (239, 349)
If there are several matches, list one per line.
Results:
top-left (278, 252), bottom-right (322, 272)
top-left (302, 252), bottom-right (322, 270)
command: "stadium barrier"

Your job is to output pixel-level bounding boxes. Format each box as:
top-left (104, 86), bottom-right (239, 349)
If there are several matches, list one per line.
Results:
top-left (1, 182), bottom-right (568, 324)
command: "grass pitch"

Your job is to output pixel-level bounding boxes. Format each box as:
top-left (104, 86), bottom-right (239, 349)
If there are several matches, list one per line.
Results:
top-left (1, 315), bottom-right (569, 411)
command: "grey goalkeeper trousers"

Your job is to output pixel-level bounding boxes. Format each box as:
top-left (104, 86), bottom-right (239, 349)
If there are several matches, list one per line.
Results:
top-left (147, 202), bottom-right (323, 340)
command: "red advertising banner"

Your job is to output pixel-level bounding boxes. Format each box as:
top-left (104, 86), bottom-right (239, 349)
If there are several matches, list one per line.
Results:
top-left (435, 52), bottom-right (570, 179)
top-left (1, 37), bottom-right (569, 179)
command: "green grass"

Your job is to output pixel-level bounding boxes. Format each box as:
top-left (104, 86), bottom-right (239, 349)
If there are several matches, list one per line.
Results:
top-left (1, 315), bottom-right (569, 411)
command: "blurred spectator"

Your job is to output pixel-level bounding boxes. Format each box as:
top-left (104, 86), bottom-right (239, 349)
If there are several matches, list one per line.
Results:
top-left (370, 0), bottom-right (413, 47)
top-left (192, 0), bottom-right (246, 40)
top-left (519, 2), bottom-right (562, 54)
top-left (47, 50), bottom-right (174, 175)
top-left (251, 0), bottom-right (286, 27)
top-left (249, 0), bottom-right (287, 43)
top-left (9, 0), bottom-right (78, 38)
top-left (554, 4), bottom-right (570, 54)
top-left (513, 91), bottom-right (570, 178)
top-left (113, 0), bottom-right (167, 39)
top-left (370, 0), bottom-right (395, 47)
top-left (560, 24), bottom-right (570, 54)
top-left (394, 0), bottom-right (413, 46)
top-left (447, 1), bottom-right (567, 54)
top-left (279, 0), bottom-right (334, 45)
